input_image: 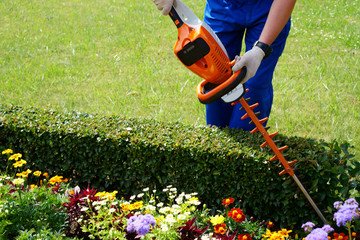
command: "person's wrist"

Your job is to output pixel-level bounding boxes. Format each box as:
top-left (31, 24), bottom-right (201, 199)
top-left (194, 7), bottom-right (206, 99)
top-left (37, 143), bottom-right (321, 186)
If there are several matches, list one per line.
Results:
top-left (253, 41), bottom-right (273, 59)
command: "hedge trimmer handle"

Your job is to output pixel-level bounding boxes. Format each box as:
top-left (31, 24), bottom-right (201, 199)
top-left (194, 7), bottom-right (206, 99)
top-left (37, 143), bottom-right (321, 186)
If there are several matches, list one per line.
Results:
top-left (196, 67), bottom-right (247, 104)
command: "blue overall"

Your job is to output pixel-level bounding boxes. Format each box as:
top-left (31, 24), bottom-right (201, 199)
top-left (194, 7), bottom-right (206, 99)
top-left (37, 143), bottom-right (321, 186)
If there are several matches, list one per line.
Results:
top-left (204, 0), bottom-right (291, 130)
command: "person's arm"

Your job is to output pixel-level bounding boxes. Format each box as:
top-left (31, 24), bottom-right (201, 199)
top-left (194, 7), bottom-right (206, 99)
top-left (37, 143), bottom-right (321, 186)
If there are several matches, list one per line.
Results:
top-left (232, 0), bottom-right (296, 83)
top-left (259, 0), bottom-right (297, 45)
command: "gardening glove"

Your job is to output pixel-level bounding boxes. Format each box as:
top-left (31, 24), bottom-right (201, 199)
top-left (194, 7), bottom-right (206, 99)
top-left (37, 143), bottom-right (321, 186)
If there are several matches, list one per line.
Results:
top-left (151, 0), bottom-right (174, 15)
top-left (232, 46), bottom-right (265, 84)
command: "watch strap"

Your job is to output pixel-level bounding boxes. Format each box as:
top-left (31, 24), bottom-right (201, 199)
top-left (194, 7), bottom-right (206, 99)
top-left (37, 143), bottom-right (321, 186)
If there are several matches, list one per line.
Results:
top-left (253, 41), bottom-right (273, 59)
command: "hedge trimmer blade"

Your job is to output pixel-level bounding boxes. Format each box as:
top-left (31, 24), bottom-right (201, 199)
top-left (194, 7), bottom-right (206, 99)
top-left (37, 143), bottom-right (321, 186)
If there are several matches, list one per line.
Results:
top-left (232, 89), bottom-right (327, 224)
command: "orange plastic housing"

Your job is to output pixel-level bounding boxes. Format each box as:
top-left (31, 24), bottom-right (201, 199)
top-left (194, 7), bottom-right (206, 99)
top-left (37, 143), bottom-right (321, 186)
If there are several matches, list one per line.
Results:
top-left (172, 21), bottom-right (233, 85)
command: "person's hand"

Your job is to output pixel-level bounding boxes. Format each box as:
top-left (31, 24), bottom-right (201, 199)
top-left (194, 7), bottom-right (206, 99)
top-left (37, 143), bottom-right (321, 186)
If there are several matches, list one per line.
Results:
top-left (151, 0), bottom-right (174, 15)
top-left (232, 46), bottom-right (265, 84)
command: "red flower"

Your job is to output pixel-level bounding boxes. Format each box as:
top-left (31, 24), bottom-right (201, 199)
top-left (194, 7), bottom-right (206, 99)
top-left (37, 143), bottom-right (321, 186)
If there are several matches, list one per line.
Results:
top-left (332, 233), bottom-right (349, 240)
top-left (238, 233), bottom-right (252, 240)
top-left (214, 223), bottom-right (227, 235)
top-left (266, 221), bottom-right (274, 228)
top-left (222, 197), bottom-right (235, 206)
top-left (228, 208), bottom-right (245, 223)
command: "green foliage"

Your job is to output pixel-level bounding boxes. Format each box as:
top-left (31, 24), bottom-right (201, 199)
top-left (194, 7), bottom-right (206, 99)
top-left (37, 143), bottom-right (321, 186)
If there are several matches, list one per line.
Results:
top-left (0, 104), bottom-right (359, 230)
top-left (0, 175), bottom-right (69, 239)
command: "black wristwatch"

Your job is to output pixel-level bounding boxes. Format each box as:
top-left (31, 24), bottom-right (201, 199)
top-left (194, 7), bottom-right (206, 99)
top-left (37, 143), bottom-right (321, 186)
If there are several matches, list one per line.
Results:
top-left (253, 41), bottom-right (273, 59)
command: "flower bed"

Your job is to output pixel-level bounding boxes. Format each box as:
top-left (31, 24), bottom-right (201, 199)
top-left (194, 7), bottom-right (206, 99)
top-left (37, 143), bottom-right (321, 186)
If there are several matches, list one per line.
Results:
top-left (1, 148), bottom-right (359, 240)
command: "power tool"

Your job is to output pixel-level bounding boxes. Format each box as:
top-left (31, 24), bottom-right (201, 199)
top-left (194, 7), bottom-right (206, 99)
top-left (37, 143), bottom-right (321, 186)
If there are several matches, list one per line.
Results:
top-left (168, 0), bottom-right (246, 104)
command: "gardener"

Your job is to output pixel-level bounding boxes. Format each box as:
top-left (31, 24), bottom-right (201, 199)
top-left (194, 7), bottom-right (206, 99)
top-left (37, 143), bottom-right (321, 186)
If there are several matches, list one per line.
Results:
top-left (151, 0), bottom-right (297, 130)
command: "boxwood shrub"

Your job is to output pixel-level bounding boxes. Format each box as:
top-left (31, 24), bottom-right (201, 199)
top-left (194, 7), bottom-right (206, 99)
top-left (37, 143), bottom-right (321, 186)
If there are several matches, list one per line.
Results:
top-left (0, 104), bottom-right (359, 229)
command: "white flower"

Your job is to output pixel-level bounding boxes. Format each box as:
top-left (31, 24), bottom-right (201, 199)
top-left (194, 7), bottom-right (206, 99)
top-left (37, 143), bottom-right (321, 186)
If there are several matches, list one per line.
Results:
top-left (95, 206), bottom-right (101, 211)
top-left (185, 194), bottom-right (191, 199)
top-left (137, 193), bottom-right (144, 198)
top-left (80, 207), bottom-right (89, 212)
top-left (159, 206), bottom-right (171, 214)
top-left (157, 202), bottom-right (164, 207)
top-left (143, 187), bottom-right (149, 192)
top-left (161, 224), bottom-right (169, 232)
top-left (77, 218), bottom-right (83, 223)
top-left (170, 187), bottom-right (177, 192)
top-left (175, 197), bottom-right (183, 204)
top-left (130, 195), bottom-right (136, 200)
top-left (109, 208), bottom-right (116, 213)
top-left (178, 214), bottom-right (187, 220)
top-left (146, 205), bottom-right (156, 211)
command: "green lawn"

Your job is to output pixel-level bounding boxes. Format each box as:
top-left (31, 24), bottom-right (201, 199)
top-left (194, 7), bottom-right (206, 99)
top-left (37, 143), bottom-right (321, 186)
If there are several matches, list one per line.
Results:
top-left (0, 0), bottom-right (359, 155)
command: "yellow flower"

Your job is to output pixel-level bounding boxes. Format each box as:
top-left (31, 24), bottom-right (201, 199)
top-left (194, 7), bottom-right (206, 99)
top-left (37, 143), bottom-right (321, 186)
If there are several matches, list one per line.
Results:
top-left (9, 153), bottom-right (22, 161)
top-left (16, 169), bottom-right (32, 178)
top-left (30, 184), bottom-right (38, 190)
top-left (68, 190), bottom-right (75, 195)
top-left (13, 159), bottom-right (27, 168)
top-left (95, 190), bottom-right (118, 201)
top-left (2, 149), bottom-right (13, 155)
top-left (121, 201), bottom-right (143, 212)
top-left (33, 171), bottom-right (42, 177)
top-left (43, 172), bottom-right (49, 178)
top-left (279, 229), bottom-right (292, 238)
top-left (270, 232), bottom-right (284, 240)
top-left (49, 175), bottom-right (63, 185)
top-left (12, 178), bottom-right (25, 186)
top-left (210, 215), bottom-right (225, 226)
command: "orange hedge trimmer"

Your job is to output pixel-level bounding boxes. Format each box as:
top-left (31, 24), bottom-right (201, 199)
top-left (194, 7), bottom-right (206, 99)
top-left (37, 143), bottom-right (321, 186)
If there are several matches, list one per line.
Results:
top-left (168, 0), bottom-right (327, 223)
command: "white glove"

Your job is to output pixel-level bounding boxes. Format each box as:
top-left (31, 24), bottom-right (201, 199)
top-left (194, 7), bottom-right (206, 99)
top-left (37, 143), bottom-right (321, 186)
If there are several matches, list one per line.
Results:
top-left (232, 46), bottom-right (265, 84)
top-left (152, 0), bottom-right (174, 15)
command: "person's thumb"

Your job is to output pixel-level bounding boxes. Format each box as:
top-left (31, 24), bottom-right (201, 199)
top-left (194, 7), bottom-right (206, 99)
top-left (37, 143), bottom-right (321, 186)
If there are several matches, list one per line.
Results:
top-left (232, 56), bottom-right (245, 73)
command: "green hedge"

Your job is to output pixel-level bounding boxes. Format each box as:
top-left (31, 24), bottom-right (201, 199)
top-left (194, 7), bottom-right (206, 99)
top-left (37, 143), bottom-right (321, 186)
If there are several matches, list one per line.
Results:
top-left (0, 104), bottom-right (359, 229)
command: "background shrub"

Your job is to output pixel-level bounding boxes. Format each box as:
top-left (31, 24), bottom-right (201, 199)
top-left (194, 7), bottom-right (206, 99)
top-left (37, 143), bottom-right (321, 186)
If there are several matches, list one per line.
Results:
top-left (0, 104), bottom-right (359, 229)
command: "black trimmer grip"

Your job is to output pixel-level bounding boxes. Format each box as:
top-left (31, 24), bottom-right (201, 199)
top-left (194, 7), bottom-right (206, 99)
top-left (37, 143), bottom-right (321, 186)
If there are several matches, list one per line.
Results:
top-left (169, 6), bottom-right (183, 28)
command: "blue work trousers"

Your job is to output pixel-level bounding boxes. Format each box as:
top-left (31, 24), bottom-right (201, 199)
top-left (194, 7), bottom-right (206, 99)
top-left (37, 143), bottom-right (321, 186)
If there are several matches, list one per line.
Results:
top-left (204, 0), bottom-right (291, 130)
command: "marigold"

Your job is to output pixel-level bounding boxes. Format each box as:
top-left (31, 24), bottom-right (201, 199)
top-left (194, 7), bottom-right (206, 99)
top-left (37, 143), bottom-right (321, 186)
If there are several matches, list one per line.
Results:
top-left (9, 153), bottom-right (22, 161)
top-left (16, 169), bottom-right (32, 178)
top-left (121, 201), bottom-right (144, 212)
top-left (13, 159), bottom-right (27, 168)
top-left (238, 233), bottom-right (252, 240)
top-left (279, 229), bottom-right (292, 238)
top-left (30, 184), bottom-right (38, 190)
top-left (2, 149), bottom-right (13, 155)
top-left (95, 190), bottom-right (118, 201)
top-left (33, 171), bottom-right (42, 177)
top-left (267, 221), bottom-right (274, 228)
top-left (222, 197), bottom-right (235, 206)
top-left (228, 208), bottom-right (245, 223)
top-left (43, 172), bottom-right (49, 178)
top-left (49, 175), bottom-right (63, 185)
top-left (210, 215), bottom-right (225, 226)
top-left (214, 223), bottom-right (227, 235)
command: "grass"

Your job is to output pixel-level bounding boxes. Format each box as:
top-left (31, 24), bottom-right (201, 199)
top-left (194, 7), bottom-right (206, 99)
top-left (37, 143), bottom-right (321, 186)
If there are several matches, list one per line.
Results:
top-left (0, 0), bottom-right (359, 155)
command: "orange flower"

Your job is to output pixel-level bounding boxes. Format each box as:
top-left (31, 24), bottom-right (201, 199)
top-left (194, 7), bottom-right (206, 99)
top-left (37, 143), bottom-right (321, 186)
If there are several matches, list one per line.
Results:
top-left (49, 175), bottom-right (63, 185)
top-left (238, 233), bottom-right (252, 240)
top-left (267, 221), bottom-right (274, 228)
top-left (228, 208), bottom-right (245, 223)
top-left (222, 197), bottom-right (235, 206)
top-left (332, 233), bottom-right (349, 240)
top-left (214, 223), bottom-right (227, 235)
top-left (43, 172), bottom-right (49, 178)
